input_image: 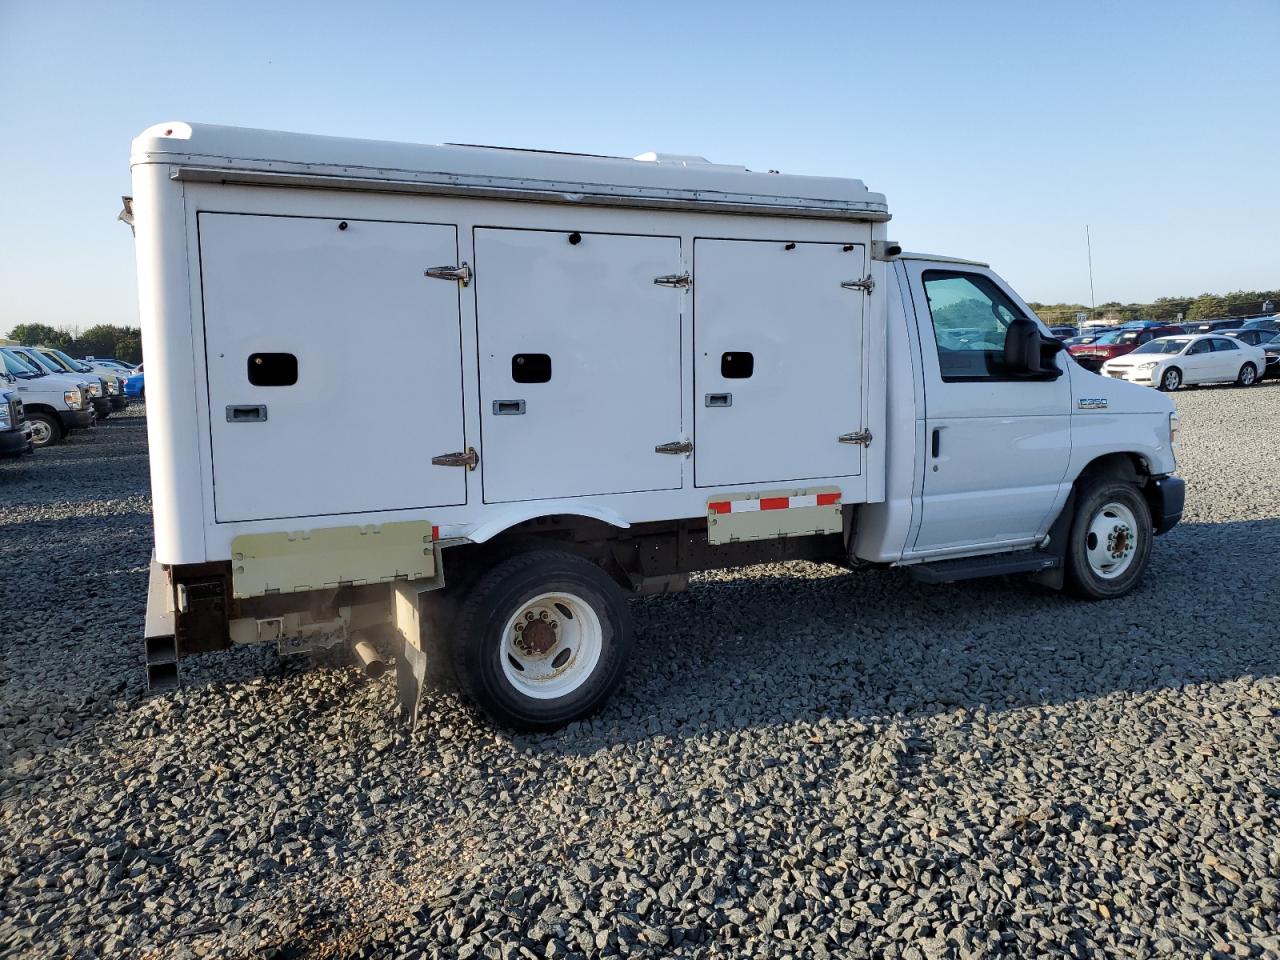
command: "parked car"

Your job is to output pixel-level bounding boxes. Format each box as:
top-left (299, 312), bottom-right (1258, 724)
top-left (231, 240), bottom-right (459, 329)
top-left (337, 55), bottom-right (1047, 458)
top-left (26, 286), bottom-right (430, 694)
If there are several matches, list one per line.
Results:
top-left (1068, 324), bottom-right (1186, 372)
top-left (1222, 329), bottom-right (1277, 348)
top-left (124, 364), bottom-right (145, 400)
top-left (0, 381), bottom-right (35, 457)
top-left (8, 346), bottom-right (112, 422)
top-left (0, 347), bottom-right (94, 446)
top-left (1186, 318), bottom-right (1244, 333)
top-left (1100, 334), bottom-right (1267, 391)
top-left (35, 347), bottom-right (126, 413)
top-left (1062, 334), bottom-right (1096, 347)
top-left (1261, 336), bottom-right (1280, 380)
top-left (84, 357), bottom-right (134, 372)
top-left (1048, 325), bottom-right (1078, 339)
top-left (1239, 317), bottom-right (1280, 334)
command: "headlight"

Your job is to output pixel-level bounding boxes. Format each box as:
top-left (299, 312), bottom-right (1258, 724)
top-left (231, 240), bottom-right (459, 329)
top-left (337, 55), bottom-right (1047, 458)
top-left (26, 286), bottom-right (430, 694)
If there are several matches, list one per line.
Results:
top-left (106, 380), bottom-right (118, 394)
top-left (1134, 360), bottom-right (1159, 369)
top-left (63, 390), bottom-right (81, 409)
top-left (0, 406), bottom-right (9, 428)
top-left (88, 382), bottom-right (103, 397)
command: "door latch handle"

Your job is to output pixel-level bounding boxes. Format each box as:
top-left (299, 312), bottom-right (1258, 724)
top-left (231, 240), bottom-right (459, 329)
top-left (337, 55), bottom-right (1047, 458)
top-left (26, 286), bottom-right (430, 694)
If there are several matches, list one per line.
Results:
top-left (655, 440), bottom-right (693, 455)
top-left (705, 393), bottom-right (732, 407)
top-left (838, 429), bottom-right (872, 446)
top-left (226, 404), bottom-right (267, 423)
top-left (424, 263), bottom-right (472, 287)
top-left (431, 447), bottom-right (478, 470)
top-left (492, 400), bottom-right (526, 415)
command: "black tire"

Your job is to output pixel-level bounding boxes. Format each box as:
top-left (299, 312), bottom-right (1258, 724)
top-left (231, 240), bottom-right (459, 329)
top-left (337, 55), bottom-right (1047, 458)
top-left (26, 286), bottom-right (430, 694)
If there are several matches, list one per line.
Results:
top-left (1158, 367), bottom-right (1182, 391)
top-left (450, 550), bottom-right (633, 731)
top-left (1065, 476), bottom-right (1154, 600)
top-left (1236, 363), bottom-right (1258, 387)
top-left (26, 411), bottom-right (62, 447)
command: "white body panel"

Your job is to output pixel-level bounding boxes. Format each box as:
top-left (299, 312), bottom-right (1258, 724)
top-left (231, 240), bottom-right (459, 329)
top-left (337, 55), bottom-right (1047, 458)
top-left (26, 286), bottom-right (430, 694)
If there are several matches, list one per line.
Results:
top-left (474, 228), bottom-right (684, 503)
top-left (692, 239), bottom-right (866, 488)
top-left (199, 214), bottom-right (468, 521)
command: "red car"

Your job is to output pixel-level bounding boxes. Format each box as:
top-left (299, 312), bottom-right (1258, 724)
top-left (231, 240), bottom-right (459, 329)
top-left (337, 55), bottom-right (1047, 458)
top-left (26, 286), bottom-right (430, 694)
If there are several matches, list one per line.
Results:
top-left (1068, 324), bottom-right (1186, 372)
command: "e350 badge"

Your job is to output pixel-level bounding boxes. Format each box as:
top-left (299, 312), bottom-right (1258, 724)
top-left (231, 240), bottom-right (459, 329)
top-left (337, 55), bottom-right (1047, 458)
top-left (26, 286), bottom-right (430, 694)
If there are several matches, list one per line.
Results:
top-left (1078, 398), bottom-right (1108, 409)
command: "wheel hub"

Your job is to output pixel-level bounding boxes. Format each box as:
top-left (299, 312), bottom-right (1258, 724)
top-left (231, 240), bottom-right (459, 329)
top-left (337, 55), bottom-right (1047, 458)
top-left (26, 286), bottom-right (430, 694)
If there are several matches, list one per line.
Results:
top-left (515, 617), bottom-right (558, 656)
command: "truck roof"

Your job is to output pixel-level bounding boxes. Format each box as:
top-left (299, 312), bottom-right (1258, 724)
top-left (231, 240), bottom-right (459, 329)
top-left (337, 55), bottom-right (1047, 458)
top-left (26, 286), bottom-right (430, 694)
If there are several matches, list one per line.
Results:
top-left (897, 251), bottom-right (990, 268)
top-left (132, 122), bottom-right (890, 222)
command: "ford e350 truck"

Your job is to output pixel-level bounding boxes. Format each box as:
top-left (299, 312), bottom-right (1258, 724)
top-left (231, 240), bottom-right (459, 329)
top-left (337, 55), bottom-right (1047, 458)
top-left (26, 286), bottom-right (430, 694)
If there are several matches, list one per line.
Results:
top-left (128, 123), bottom-right (1184, 730)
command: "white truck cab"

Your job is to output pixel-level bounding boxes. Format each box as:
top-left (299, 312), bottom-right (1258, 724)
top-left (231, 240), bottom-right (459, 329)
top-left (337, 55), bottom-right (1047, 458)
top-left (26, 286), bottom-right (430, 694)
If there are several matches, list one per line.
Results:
top-left (128, 123), bottom-right (1183, 729)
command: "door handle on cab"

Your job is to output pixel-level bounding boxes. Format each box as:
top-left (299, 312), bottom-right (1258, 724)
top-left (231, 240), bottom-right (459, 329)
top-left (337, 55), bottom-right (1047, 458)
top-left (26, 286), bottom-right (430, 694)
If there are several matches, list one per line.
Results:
top-left (226, 404), bottom-right (267, 423)
top-left (931, 428), bottom-right (941, 458)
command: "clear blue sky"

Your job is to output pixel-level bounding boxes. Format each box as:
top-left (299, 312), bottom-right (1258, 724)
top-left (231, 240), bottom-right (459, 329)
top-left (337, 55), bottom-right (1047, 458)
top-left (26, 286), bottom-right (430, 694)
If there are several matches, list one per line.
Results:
top-left (2, 0), bottom-right (1277, 334)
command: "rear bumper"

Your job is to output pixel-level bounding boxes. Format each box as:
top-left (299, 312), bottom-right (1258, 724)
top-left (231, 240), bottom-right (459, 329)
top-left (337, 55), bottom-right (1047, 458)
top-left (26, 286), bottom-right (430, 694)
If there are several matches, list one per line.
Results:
top-left (1149, 475), bottom-right (1185, 536)
top-left (58, 408), bottom-right (94, 431)
top-left (0, 425), bottom-right (33, 457)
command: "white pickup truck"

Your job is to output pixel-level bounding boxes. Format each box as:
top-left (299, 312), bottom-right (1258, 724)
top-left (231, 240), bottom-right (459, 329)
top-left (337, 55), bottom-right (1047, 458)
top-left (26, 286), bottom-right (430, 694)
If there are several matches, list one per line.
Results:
top-left (129, 123), bottom-right (1183, 729)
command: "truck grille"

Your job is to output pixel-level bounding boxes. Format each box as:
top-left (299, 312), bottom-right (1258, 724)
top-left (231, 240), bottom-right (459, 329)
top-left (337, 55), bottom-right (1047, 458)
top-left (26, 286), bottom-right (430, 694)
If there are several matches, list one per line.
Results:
top-left (78, 386), bottom-right (89, 408)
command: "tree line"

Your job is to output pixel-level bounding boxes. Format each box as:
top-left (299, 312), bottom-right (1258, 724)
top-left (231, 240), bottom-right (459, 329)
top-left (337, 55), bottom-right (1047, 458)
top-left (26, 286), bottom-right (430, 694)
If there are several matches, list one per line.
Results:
top-left (2, 323), bottom-right (142, 365)
top-left (1028, 289), bottom-right (1279, 327)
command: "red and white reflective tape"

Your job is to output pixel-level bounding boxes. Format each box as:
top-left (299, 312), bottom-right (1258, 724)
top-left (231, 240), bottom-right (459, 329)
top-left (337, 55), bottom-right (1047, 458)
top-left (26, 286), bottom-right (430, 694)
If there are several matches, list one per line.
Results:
top-left (708, 492), bottom-right (841, 515)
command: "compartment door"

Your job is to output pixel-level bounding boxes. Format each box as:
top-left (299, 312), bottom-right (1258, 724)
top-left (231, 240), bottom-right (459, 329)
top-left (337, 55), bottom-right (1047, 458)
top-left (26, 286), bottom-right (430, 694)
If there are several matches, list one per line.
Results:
top-left (475, 229), bottom-right (684, 503)
top-left (694, 239), bottom-right (866, 487)
top-left (200, 214), bottom-right (467, 523)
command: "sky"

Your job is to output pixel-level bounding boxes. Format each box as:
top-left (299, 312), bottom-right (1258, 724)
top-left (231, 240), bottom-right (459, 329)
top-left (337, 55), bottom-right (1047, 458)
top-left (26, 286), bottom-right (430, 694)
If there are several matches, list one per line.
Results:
top-left (1, 0), bottom-right (1277, 333)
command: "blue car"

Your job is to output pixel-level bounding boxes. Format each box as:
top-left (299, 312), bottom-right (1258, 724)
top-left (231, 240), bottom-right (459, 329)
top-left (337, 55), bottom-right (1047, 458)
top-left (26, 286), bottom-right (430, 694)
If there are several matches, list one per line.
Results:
top-left (124, 365), bottom-right (145, 400)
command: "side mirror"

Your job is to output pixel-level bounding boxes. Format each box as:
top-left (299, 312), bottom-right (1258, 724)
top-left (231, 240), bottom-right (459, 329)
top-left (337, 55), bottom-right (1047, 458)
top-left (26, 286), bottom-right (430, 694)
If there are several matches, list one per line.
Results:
top-left (1004, 317), bottom-right (1064, 379)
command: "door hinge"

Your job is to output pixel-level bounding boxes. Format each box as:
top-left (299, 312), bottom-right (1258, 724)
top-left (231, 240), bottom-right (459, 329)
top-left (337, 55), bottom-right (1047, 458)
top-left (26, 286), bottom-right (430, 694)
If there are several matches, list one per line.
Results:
top-left (425, 262), bottom-right (472, 287)
top-left (431, 446), bottom-right (478, 470)
top-left (654, 273), bottom-right (691, 289)
top-left (840, 275), bottom-right (875, 294)
top-left (655, 440), bottom-right (693, 455)
top-left (838, 429), bottom-right (873, 447)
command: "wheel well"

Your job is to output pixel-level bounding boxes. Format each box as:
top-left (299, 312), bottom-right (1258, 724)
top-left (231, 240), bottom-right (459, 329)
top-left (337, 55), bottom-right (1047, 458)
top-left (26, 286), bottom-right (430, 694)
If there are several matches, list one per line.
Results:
top-left (1076, 452), bottom-right (1147, 487)
top-left (21, 403), bottom-right (59, 418)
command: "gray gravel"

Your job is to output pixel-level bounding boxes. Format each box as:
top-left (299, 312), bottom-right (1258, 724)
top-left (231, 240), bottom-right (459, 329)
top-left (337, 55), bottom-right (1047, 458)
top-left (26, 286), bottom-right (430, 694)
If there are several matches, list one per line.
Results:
top-left (2, 384), bottom-right (1279, 960)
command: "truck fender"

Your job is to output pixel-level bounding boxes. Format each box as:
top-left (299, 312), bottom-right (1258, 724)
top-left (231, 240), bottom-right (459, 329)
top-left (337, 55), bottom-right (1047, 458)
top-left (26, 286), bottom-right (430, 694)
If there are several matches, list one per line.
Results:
top-left (464, 502), bottom-right (632, 545)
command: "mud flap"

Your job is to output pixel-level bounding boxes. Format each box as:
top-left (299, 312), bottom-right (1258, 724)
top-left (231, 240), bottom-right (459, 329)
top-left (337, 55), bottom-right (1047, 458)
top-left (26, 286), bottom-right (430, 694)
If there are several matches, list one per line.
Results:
top-left (392, 580), bottom-right (433, 728)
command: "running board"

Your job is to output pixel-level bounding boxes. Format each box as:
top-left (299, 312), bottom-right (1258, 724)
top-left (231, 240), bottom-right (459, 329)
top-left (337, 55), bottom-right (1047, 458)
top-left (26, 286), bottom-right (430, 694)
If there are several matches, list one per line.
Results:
top-left (907, 550), bottom-right (1060, 584)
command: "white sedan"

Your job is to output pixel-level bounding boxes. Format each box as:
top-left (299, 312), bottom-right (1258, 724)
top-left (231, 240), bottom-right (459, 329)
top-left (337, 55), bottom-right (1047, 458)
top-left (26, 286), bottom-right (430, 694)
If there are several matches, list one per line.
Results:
top-left (1100, 333), bottom-right (1267, 391)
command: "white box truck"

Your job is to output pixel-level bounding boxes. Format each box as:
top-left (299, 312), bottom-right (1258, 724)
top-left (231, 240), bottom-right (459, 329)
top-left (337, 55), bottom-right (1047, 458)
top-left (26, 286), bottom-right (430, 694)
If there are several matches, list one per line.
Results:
top-left (127, 123), bottom-right (1184, 730)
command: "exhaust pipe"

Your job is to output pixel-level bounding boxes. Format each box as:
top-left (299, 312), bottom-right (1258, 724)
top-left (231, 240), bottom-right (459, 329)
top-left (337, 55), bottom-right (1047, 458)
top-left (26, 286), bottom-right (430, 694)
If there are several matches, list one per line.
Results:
top-left (352, 638), bottom-right (387, 679)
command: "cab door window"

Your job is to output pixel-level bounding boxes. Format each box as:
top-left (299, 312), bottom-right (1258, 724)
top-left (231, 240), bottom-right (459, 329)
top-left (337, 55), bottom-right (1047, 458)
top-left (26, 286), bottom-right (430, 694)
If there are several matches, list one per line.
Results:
top-left (921, 271), bottom-right (1027, 381)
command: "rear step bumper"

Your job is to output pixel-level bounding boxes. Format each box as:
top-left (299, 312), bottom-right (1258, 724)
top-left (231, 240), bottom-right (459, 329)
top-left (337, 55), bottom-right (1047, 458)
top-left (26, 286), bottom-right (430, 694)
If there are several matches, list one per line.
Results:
top-left (908, 550), bottom-right (1060, 585)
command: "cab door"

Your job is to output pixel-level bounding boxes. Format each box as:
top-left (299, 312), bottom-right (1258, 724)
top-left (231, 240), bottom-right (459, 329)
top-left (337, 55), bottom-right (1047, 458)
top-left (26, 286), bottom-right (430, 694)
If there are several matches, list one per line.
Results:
top-left (905, 263), bottom-right (1071, 554)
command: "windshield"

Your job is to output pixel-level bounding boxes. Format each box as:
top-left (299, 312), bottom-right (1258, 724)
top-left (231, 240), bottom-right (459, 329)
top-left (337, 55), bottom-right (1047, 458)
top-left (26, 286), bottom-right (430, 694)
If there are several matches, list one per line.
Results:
top-left (18, 350), bottom-right (62, 374)
top-left (2, 349), bottom-right (44, 377)
top-left (1131, 338), bottom-right (1190, 355)
top-left (50, 349), bottom-right (93, 372)
top-left (38, 350), bottom-right (77, 373)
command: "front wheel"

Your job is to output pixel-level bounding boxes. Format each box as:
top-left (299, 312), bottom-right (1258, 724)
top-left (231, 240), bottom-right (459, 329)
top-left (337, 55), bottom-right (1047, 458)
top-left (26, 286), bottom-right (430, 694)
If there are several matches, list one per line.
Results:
top-left (26, 412), bottom-right (62, 447)
top-left (1236, 363), bottom-right (1257, 387)
top-left (1065, 477), bottom-right (1154, 600)
top-left (449, 550), bottom-right (633, 731)
top-left (1158, 367), bottom-right (1182, 391)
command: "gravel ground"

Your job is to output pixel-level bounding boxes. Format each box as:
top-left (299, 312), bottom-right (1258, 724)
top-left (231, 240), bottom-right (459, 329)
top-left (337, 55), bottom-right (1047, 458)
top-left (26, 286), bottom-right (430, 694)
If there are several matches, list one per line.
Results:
top-left (2, 385), bottom-right (1279, 960)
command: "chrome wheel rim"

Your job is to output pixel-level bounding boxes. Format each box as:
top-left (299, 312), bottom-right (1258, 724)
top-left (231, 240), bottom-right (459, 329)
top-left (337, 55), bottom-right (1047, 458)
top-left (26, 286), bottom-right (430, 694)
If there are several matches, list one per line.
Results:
top-left (1162, 369), bottom-right (1180, 390)
top-left (1241, 365), bottom-right (1256, 385)
top-left (500, 591), bottom-right (603, 700)
top-left (1085, 501), bottom-right (1139, 580)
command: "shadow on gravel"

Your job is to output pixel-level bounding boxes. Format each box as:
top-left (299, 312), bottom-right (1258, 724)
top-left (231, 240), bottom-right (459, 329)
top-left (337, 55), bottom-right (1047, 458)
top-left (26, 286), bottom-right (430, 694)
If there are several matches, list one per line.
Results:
top-left (535, 516), bottom-right (1280, 754)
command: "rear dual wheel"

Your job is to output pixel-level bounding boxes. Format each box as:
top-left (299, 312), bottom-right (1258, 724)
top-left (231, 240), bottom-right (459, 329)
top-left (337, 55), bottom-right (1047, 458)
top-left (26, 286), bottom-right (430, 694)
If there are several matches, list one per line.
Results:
top-left (449, 550), bottom-right (633, 731)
